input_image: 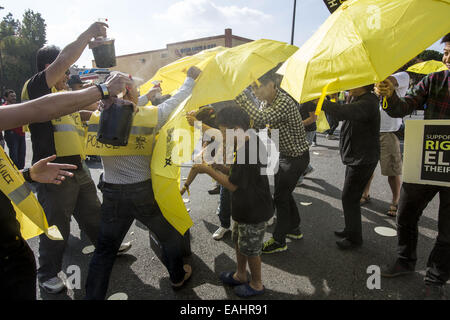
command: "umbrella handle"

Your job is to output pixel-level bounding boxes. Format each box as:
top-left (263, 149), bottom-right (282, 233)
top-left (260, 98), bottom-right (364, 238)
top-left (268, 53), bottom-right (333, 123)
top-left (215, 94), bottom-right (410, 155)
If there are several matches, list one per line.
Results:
top-left (382, 97), bottom-right (388, 110)
top-left (315, 81), bottom-right (335, 116)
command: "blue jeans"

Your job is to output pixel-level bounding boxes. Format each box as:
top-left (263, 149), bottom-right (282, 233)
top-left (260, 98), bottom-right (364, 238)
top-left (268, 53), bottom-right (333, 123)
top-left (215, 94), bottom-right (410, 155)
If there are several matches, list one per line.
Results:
top-left (4, 131), bottom-right (26, 169)
top-left (85, 180), bottom-right (186, 300)
top-left (218, 186), bottom-right (231, 229)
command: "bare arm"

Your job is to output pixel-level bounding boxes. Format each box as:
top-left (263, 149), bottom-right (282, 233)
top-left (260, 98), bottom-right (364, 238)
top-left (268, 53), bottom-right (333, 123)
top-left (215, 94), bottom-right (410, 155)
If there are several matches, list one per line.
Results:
top-left (302, 111), bottom-right (317, 126)
top-left (45, 22), bottom-right (108, 89)
top-left (0, 73), bottom-right (133, 131)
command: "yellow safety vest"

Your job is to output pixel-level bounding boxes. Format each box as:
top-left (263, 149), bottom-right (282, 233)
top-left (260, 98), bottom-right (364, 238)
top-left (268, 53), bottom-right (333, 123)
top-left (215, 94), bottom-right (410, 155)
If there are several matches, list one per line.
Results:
top-left (0, 147), bottom-right (62, 240)
top-left (21, 82), bottom-right (86, 158)
top-left (85, 106), bottom-right (159, 156)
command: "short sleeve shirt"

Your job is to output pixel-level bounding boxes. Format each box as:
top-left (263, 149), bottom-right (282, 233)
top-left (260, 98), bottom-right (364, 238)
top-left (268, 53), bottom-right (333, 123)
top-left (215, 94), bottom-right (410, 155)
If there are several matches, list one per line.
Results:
top-left (25, 71), bottom-right (81, 166)
top-left (228, 133), bottom-right (274, 224)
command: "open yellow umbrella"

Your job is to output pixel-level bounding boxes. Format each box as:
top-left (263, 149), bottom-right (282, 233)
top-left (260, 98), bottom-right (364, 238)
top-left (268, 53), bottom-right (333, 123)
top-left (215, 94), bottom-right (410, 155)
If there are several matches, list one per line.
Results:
top-left (150, 40), bottom-right (298, 235)
top-left (280, 0), bottom-right (450, 114)
top-left (407, 60), bottom-right (447, 74)
top-left (139, 46), bottom-right (227, 100)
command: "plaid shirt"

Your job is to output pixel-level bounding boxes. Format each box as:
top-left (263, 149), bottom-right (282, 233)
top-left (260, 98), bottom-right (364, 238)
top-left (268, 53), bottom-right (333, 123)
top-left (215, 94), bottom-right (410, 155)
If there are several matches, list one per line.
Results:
top-left (386, 70), bottom-right (450, 120)
top-left (236, 88), bottom-right (309, 158)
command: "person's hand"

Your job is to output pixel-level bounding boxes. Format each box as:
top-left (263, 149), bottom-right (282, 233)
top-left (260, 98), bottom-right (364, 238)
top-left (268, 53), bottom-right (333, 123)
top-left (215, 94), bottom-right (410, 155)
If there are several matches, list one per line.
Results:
top-left (186, 111), bottom-right (197, 127)
top-left (29, 155), bottom-right (77, 185)
top-left (375, 79), bottom-right (395, 98)
top-left (104, 72), bottom-right (135, 97)
top-left (86, 21), bottom-right (108, 40)
top-left (99, 97), bottom-right (138, 114)
top-left (146, 86), bottom-right (162, 101)
top-left (187, 66), bottom-right (202, 80)
top-left (124, 84), bottom-right (139, 105)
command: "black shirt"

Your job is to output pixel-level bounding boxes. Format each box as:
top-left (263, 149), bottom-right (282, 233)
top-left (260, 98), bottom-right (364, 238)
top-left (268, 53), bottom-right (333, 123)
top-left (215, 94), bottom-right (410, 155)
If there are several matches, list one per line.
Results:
top-left (322, 92), bottom-right (380, 166)
top-left (298, 101), bottom-right (317, 132)
top-left (228, 133), bottom-right (274, 224)
top-left (26, 71), bottom-right (82, 167)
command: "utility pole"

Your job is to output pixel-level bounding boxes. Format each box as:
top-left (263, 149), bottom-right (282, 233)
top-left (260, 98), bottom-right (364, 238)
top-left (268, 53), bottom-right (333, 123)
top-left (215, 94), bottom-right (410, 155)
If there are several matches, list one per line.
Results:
top-left (291, 0), bottom-right (297, 45)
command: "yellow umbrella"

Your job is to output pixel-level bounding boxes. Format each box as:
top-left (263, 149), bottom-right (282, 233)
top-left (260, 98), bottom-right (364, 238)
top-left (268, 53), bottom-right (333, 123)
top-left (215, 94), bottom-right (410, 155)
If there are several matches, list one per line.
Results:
top-left (150, 40), bottom-right (298, 235)
top-left (280, 0), bottom-right (450, 114)
top-left (139, 46), bottom-right (227, 100)
top-left (407, 60), bottom-right (447, 74)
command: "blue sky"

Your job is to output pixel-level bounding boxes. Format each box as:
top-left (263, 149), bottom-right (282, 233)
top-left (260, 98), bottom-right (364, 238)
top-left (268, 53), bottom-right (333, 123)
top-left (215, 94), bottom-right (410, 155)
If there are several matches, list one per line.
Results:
top-left (1, 0), bottom-right (444, 68)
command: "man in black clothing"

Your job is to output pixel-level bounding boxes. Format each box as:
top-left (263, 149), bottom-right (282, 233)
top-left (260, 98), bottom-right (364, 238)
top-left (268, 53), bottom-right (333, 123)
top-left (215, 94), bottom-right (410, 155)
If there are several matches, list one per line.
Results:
top-left (319, 85), bottom-right (380, 250)
top-left (23, 21), bottom-right (131, 294)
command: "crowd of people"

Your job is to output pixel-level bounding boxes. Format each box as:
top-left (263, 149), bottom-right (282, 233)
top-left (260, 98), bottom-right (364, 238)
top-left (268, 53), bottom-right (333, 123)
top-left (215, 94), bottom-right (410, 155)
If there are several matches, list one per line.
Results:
top-left (0, 20), bottom-right (449, 300)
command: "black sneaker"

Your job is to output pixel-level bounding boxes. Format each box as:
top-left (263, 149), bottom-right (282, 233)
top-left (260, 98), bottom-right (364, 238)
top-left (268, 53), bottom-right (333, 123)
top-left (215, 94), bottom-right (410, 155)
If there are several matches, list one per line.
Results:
top-left (423, 284), bottom-right (447, 300)
top-left (262, 238), bottom-right (287, 254)
top-left (381, 261), bottom-right (415, 278)
top-left (286, 228), bottom-right (304, 240)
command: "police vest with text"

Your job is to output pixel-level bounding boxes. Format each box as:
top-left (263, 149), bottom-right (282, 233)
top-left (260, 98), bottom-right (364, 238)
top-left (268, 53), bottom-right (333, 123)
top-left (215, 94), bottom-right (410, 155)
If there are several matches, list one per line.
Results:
top-left (0, 147), bottom-right (62, 240)
top-left (21, 82), bottom-right (86, 158)
top-left (85, 106), bottom-right (159, 156)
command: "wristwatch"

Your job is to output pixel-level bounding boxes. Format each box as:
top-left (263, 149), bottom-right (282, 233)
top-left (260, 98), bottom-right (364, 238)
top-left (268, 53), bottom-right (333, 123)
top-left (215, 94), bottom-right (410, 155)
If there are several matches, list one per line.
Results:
top-left (22, 168), bottom-right (34, 183)
top-left (96, 83), bottom-right (110, 100)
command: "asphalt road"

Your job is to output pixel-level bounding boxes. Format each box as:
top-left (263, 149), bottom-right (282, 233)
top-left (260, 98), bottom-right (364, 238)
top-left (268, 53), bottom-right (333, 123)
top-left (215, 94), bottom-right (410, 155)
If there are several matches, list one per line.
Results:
top-left (16, 122), bottom-right (447, 301)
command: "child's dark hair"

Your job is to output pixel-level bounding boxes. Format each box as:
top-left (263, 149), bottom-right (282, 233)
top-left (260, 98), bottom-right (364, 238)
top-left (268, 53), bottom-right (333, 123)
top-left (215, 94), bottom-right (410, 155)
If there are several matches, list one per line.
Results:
top-left (196, 105), bottom-right (217, 128)
top-left (441, 33), bottom-right (450, 44)
top-left (216, 104), bottom-right (250, 131)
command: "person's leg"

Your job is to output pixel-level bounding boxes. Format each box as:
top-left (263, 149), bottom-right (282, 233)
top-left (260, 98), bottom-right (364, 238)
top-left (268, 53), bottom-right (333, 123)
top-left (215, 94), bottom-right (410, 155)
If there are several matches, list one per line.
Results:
top-left (247, 256), bottom-right (263, 291)
top-left (133, 182), bottom-right (186, 284)
top-left (37, 179), bottom-right (79, 283)
top-left (341, 164), bottom-right (377, 244)
top-left (85, 189), bottom-right (134, 300)
top-left (361, 173), bottom-right (374, 203)
top-left (235, 245), bottom-right (249, 283)
top-left (218, 186), bottom-right (231, 229)
top-left (424, 187), bottom-right (450, 287)
top-left (396, 183), bottom-right (438, 270)
top-left (72, 170), bottom-right (102, 247)
top-left (0, 239), bottom-right (37, 300)
top-left (272, 153), bottom-right (309, 244)
top-left (388, 175), bottom-right (402, 206)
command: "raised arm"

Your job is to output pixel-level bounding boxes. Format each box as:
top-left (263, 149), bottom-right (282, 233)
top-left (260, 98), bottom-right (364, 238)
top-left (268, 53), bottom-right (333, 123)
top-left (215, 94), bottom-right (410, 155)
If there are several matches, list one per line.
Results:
top-left (45, 22), bottom-right (108, 89)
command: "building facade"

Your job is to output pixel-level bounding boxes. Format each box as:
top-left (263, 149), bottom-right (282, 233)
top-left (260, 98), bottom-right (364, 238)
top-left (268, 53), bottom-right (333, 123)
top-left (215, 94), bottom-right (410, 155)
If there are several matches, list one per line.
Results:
top-left (94, 29), bottom-right (253, 81)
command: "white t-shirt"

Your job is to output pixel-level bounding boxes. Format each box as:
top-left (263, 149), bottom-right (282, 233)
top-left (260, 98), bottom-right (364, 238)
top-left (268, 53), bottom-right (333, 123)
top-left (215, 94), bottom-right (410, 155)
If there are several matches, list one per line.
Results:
top-left (380, 71), bottom-right (410, 133)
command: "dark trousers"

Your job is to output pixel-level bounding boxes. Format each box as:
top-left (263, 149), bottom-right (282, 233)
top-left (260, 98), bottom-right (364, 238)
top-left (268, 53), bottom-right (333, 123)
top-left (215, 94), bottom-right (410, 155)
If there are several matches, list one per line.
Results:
top-left (325, 113), bottom-right (339, 135)
top-left (218, 186), bottom-right (231, 229)
top-left (0, 238), bottom-right (36, 300)
top-left (85, 180), bottom-right (186, 300)
top-left (273, 152), bottom-right (310, 244)
top-left (4, 131), bottom-right (26, 169)
top-left (396, 183), bottom-right (450, 286)
top-left (341, 164), bottom-right (377, 243)
top-left (37, 168), bottom-right (101, 282)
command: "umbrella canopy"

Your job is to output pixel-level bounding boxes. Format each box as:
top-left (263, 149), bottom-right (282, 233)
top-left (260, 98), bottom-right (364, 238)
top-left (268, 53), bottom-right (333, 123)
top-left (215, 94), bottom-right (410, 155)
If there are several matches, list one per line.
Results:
top-left (407, 60), bottom-right (448, 74)
top-left (139, 46), bottom-right (227, 99)
top-left (280, 0), bottom-right (450, 109)
top-left (150, 40), bottom-right (298, 235)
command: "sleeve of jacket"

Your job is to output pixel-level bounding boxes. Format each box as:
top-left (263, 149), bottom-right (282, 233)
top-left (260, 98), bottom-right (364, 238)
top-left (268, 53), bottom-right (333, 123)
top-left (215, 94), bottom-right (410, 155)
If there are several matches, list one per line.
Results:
top-left (322, 95), bottom-right (378, 122)
top-left (384, 75), bottom-right (430, 118)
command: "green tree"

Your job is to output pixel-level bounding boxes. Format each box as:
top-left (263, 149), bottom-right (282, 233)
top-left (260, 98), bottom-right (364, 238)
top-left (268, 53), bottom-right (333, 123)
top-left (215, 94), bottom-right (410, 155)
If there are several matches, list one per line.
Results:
top-left (0, 9), bottom-right (47, 99)
top-left (418, 49), bottom-right (444, 62)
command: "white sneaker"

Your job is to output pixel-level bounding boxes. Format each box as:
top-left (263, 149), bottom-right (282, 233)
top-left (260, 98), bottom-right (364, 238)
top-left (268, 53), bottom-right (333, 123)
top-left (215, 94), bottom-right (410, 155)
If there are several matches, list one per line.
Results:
top-left (117, 242), bottom-right (132, 256)
top-left (212, 227), bottom-right (230, 240)
top-left (39, 276), bottom-right (66, 294)
top-left (267, 216), bottom-right (276, 226)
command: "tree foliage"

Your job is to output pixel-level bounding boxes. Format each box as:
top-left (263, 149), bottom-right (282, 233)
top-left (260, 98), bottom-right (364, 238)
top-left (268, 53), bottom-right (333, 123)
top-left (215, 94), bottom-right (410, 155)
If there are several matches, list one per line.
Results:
top-left (0, 9), bottom-right (47, 100)
top-left (418, 49), bottom-right (444, 62)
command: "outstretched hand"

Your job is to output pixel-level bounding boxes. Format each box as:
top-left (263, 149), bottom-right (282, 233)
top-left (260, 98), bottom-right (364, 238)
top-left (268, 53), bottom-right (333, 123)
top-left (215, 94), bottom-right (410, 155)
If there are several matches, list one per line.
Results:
top-left (29, 155), bottom-right (78, 185)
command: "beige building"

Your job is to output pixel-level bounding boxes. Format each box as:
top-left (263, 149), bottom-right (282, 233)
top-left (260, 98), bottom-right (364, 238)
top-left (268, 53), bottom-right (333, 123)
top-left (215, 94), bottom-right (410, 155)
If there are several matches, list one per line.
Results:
top-left (93, 29), bottom-right (253, 81)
